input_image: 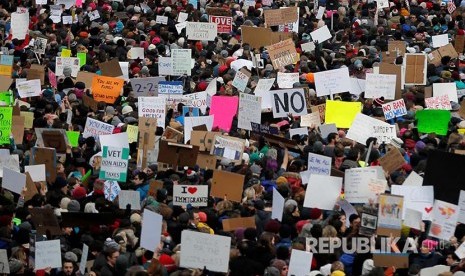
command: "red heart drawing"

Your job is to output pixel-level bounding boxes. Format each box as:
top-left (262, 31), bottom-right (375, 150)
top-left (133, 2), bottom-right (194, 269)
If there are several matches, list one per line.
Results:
top-left (425, 207), bottom-right (433, 213)
top-left (188, 187), bottom-right (197, 194)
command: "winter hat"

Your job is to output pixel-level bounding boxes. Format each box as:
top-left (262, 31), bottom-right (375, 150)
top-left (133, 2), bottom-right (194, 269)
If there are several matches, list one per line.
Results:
top-left (130, 213), bottom-right (142, 224)
top-left (264, 267), bottom-right (280, 276)
top-left (271, 259), bottom-right (287, 271)
top-left (276, 176), bottom-right (288, 186)
top-left (106, 106), bottom-right (116, 115)
top-left (284, 199), bottom-right (298, 213)
top-left (67, 200), bottom-right (81, 212)
top-left (122, 105), bottom-right (133, 115)
top-left (264, 219), bottom-right (281, 233)
top-left (64, 251), bottom-right (78, 262)
top-left (72, 186), bottom-right (87, 200)
top-left (104, 238), bottom-right (121, 253)
top-left (415, 141), bottom-right (426, 151)
top-left (309, 208), bottom-right (322, 220)
top-left (60, 197), bottom-right (71, 209)
top-left (362, 259), bottom-right (375, 274)
top-left (390, 137), bottom-right (404, 149)
top-left (159, 254), bottom-right (176, 272)
top-left (373, 97), bottom-right (385, 107)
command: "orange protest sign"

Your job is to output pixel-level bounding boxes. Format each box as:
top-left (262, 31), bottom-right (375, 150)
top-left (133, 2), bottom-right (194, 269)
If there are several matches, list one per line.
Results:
top-left (91, 75), bottom-right (124, 104)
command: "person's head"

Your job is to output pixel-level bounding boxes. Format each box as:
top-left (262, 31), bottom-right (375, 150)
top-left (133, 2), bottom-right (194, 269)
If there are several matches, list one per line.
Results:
top-left (133, 171), bottom-right (148, 185)
top-left (327, 133), bottom-right (338, 144)
top-left (366, 137), bottom-right (378, 149)
top-left (346, 147), bottom-right (360, 161)
top-left (349, 214), bottom-right (360, 227)
top-left (62, 260), bottom-right (74, 276)
top-left (105, 249), bottom-right (120, 267)
top-left (331, 260), bottom-right (345, 272)
top-left (446, 252), bottom-right (460, 265)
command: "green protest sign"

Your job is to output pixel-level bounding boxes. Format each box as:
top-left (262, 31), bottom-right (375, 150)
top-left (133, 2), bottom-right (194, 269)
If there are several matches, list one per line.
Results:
top-left (0, 92), bottom-right (12, 105)
top-left (416, 109), bottom-right (451, 135)
top-left (99, 146), bottom-right (129, 182)
top-left (77, 53), bottom-right (86, 68)
top-left (0, 107), bottom-right (12, 144)
top-left (66, 131), bottom-right (80, 147)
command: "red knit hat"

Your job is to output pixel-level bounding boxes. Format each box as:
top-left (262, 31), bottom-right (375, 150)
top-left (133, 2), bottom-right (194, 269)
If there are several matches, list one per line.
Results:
top-left (72, 186), bottom-right (87, 200)
top-left (159, 254), bottom-right (176, 272)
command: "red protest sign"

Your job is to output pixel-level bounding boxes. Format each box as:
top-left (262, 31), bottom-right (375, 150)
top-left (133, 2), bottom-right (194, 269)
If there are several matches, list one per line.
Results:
top-left (209, 16), bottom-right (232, 34)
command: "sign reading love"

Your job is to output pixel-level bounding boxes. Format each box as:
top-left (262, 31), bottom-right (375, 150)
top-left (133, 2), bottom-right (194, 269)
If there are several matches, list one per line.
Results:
top-left (173, 185), bottom-right (208, 207)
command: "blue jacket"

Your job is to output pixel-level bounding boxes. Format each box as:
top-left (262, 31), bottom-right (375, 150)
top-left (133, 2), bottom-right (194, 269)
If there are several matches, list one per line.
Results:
top-left (136, 183), bottom-right (150, 201)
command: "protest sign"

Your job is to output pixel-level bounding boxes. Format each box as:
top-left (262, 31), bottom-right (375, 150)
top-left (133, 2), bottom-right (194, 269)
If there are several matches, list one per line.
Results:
top-left (272, 188), bottom-right (285, 221)
top-left (159, 81), bottom-right (184, 95)
top-left (186, 22), bottom-right (217, 41)
top-left (391, 185), bottom-right (434, 220)
top-left (344, 167), bottom-right (381, 204)
top-left (138, 97), bottom-right (166, 128)
top-left (35, 240), bottom-right (62, 270)
top-left (2, 167), bottom-right (25, 194)
top-left (288, 250), bottom-right (313, 276)
top-left (99, 59), bottom-right (123, 77)
top-left (210, 135), bottom-right (244, 163)
top-left (171, 49), bottom-right (192, 76)
top-left (347, 113), bottom-right (396, 144)
top-left (325, 100), bottom-right (361, 128)
top-left (31, 147), bottom-right (57, 183)
top-left (415, 110), bottom-right (450, 135)
top-left (267, 39), bottom-right (299, 69)
top-left (433, 82), bottom-right (458, 103)
top-left (404, 54), bottom-right (427, 85)
top-left (314, 67), bottom-right (351, 96)
top-left (55, 57), bottom-right (80, 77)
top-left (264, 7), bottom-right (298, 26)
top-left (17, 79), bottom-right (41, 98)
top-left (158, 57), bottom-right (173, 76)
top-left (404, 208), bottom-right (423, 230)
top-left (300, 113), bottom-right (321, 127)
top-left (0, 154), bottom-right (19, 178)
top-left (103, 180), bottom-right (121, 201)
top-left (349, 78), bottom-right (366, 95)
top-left (311, 104), bottom-right (326, 124)
top-left (184, 115), bottom-right (214, 143)
top-left (66, 131), bottom-right (80, 147)
top-left (430, 200), bottom-right (459, 240)
top-left (0, 107), bottom-right (12, 145)
top-left (382, 99), bottom-right (407, 120)
top-left (377, 194), bottom-right (404, 236)
top-left (209, 16), bottom-right (232, 33)
top-left (304, 174), bottom-right (342, 209)
top-left (238, 93), bottom-right (261, 130)
top-left (11, 12), bottom-right (29, 40)
top-left (425, 95), bottom-right (452, 110)
top-left (459, 191), bottom-right (465, 224)
top-left (289, 127), bottom-right (307, 138)
top-left (232, 68), bottom-right (251, 92)
top-left (310, 25), bottom-right (332, 43)
top-left (307, 153), bottom-right (331, 176)
top-left (432, 34), bottom-right (449, 48)
top-left (182, 92), bottom-right (208, 113)
top-left (25, 164), bottom-right (46, 182)
top-left (364, 73), bottom-right (397, 100)
top-left (250, 122), bottom-right (279, 135)
top-left (130, 77), bottom-right (165, 97)
top-left (379, 148), bottom-right (405, 174)
top-left (277, 72), bottom-right (299, 88)
top-left (173, 185), bottom-right (208, 207)
top-left (209, 96), bottom-right (238, 132)
top-left (403, 171), bottom-right (423, 186)
top-left (91, 75), bottom-right (124, 104)
top-left (180, 231), bottom-right (231, 273)
top-left (270, 89), bottom-right (307, 118)
top-left (211, 170), bottom-right (244, 202)
top-left (140, 209), bottom-right (162, 250)
top-left (82, 118), bottom-right (115, 139)
top-left (118, 190), bottom-right (141, 210)
top-left (100, 146), bottom-right (129, 182)
top-left (158, 141), bottom-right (199, 168)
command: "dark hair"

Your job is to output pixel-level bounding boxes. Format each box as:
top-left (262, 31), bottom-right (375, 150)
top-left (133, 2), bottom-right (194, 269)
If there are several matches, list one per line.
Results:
top-left (349, 214), bottom-right (360, 223)
top-left (327, 133), bottom-right (338, 143)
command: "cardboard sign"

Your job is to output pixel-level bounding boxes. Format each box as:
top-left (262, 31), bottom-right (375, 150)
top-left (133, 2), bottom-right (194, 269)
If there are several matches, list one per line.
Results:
top-left (24, 172), bottom-right (38, 201)
top-left (270, 89), bottom-right (307, 118)
top-left (379, 148), bottom-right (405, 174)
top-left (29, 208), bottom-right (61, 236)
top-left (210, 135), bottom-right (244, 163)
top-left (190, 131), bottom-right (219, 151)
top-left (314, 67), bottom-right (351, 96)
top-left (82, 94), bottom-right (98, 112)
top-left (373, 253), bottom-right (409, 269)
top-left (382, 99), bottom-right (407, 120)
top-left (77, 71), bottom-right (97, 89)
top-left (264, 7), bottom-right (298, 26)
top-left (325, 100), bottom-right (361, 128)
top-left (377, 194), bottom-right (404, 237)
top-left (222, 217), bottom-right (256, 231)
top-left (241, 26), bottom-right (292, 49)
top-left (263, 133), bottom-right (301, 153)
top-left (388, 41), bottom-right (406, 56)
top-left (173, 185), bottom-right (208, 207)
top-left (196, 153), bottom-right (217, 170)
top-left (311, 104), bottom-right (326, 124)
top-left (238, 93), bottom-right (261, 130)
top-left (31, 147), bottom-right (57, 184)
top-left (27, 64), bottom-right (45, 85)
top-left (91, 75), bottom-right (124, 104)
top-left (365, 73), bottom-right (397, 100)
top-left (211, 170), bottom-right (244, 202)
top-left (209, 16), bottom-right (232, 33)
top-left (455, 35), bottom-right (465, 53)
top-left (425, 95), bottom-right (452, 110)
top-left (99, 59), bottom-right (123, 77)
top-left (206, 7), bottom-right (232, 16)
top-left (158, 140), bottom-right (199, 167)
top-left (267, 39), bottom-right (299, 69)
top-left (42, 130), bottom-right (67, 153)
top-left (404, 54), bottom-right (427, 85)
top-left (186, 22), bottom-right (217, 41)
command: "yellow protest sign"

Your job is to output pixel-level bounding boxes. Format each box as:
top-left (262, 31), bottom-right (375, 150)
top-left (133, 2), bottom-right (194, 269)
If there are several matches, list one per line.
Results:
top-left (20, 111), bottom-right (34, 129)
top-left (61, 49), bottom-right (72, 57)
top-left (127, 125), bottom-right (139, 143)
top-left (325, 100), bottom-right (361, 128)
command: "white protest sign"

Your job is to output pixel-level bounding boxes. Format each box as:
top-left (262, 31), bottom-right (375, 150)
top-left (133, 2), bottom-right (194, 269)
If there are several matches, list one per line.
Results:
top-left (232, 69), bottom-right (251, 92)
top-left (0, 155), bottom-right (19, 178)
top-left (270, 89), bottom-right (307, 118)
top-left (277, 72), bottom-right (299, 89)
top-left (300, 113), bottom-right (321, 127)
top-left (158, 57), bottom-right (173, 76)
top-left (314, 67), bottom-right (351, 96)
top-left (310, 25), bottom-right (332, 43)
top-left (2, 167), bottom-right (25, 194)
top-left (432, 34), bottom-right (449, 48)
top-left (173, 185), bottom-right (208, 207)
top-left (272, 188), bottom-right (285, 221)
top-left (404, 208), bottom-right (422, 230)
top-left (391, 185), bottom-right (434, 220)
top-left (33, 38), bottom-right (48, 55)
top-left (103, 180), bottom-right (121, 201)
top-left (25, 164), bottom-right (46, 182)
top-left (316, 6), bottom-right (325, 19)
top-left (50, 6), bottom-right (62, 23)
top-left (420, 265), bottom-right (450, 276)
top-left (184, 115), bottom-right (214, 143)
top-left (138, 97), bottom-right (166, 128)
top-left (456, 242), bottom-right (465, 259)
top-left (307, 153), bottom-right (331, 176)
top-left (17, 79), bottom-right (42, 98)
top-left (35, 240), bottom-right (62, 270)
top-left (346, 113), bottom-right (396, 144)
top-left (458, 190), bottom-right (465, 224)
top-left (433, 82), bottom-right (458, 103)
top-left (175, 22), bottom-right (187, 34)
top-left (238, 93), bottom-right (261, 130)
top-left (127, 47), bottom-right (145, 60)
top-left (119, 62), bottom-right (129, 81)
top-left (186, 22), bottom-right (218, 41)
top-left (254, 78), bottom-right (275, 94)
top-left (430, 200), bottom-right (459, 241)
top-left (11, 12), bottom-right (29, 40)
top-left (0, 249), bottom-right (8, 274)
top-left (82, 118), bottom-right (115, 139)
top-left (140, 209), bottom-right (163, 250)
top-left (344, 167), bottom-right (379, 204)
top-left (156, 15), bottom-right (168, 25)
top-left (289, 127), bottom-right (308, 137)
top-left (62, 16), bottom-right (75, 25)
top-left (364, 73), bottom-right (397, 100)
top-left (130, 77), bottom-right (165, 97)
top-left (57, 0), bottom-right (75, 9)
top-left (178, 12), bottom-right (188, 22)
top-left (79, 244), bottom-right (89, 275)
top-left (180, 231), bottom-right (231, 273)
top-left (56, 57), bottom-right (80, 77)
top-left (118, 190), bottom-right (141, 210)
top-left (319, 123), bottom-right (337, 139)
top-left (377, 0), bottom-right (389, 9)
top-left (304, 174), bottom-right (342, 209)
top-left (350, 78), bottom-right (366, 95)
top-left (403, 171), bottom-right (423, 186)
top-left (301, 42), bottom-right (316, 53)
top-left (171, 49), bottom-right (192, 76)
top-left (288, 250), bottom-right (313, 276)
top-left (182, 92), bottom-right (208, 113)
top-left (382, 99), bottom-right (407, 120)
top-left (88, 10), bottom-right (100, 21)
top-left (425, 95), bottom-right (452, 110)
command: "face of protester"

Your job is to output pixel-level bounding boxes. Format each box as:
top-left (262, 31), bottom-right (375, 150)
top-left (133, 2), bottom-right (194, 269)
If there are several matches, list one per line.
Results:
top-left (352, 217), bottom-right (361, 227)
top-left (63, 262), bottom-right (74, 275)
top-left (133, 175), bottom-right (144, 185)
top-left (107, 251), bottom-right (120, 267)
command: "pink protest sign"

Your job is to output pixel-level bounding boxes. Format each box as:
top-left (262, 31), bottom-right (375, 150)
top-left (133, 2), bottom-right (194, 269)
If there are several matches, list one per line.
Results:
top-left (209, 96), bottom-right (239, 132)
top-left (48, 70), bottom-right (57, 88)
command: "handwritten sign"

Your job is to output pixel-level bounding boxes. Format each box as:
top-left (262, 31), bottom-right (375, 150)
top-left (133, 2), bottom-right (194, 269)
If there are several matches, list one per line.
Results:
top-left (267, 39), bottom-right (299, 70)
top-left (186, 22), bottom-right (218, 41)
top-left (382, 99), bottom-right (407, 120)
top-left (308, 153), bottom-right (331, 176)
top-left (171, 49), bottom-right (192, 76)
top-left (138, 97), bottom-right (166, 128)
top-left (270, 89), bottom-right (307, 118)
top-left (17, 79), bottom-right (41, 98)
top-left (82, 118), bottom-right (115, 139)
top-left (314, 67), bottom-right (351, 96)
top-left (158, 57), bottom-right (173, 76)
top-left (365, 73), bottom-right (397, 100)
top-left (173, 185), bottom-right (208, 207)
top-left (232, 68), bottom-right (251, 92)
top-left (130, 77), bottom-right (164, 97)
top-left (91, 76), bottom-right (124, 104)
top-left (118, 190), bottom-right (141, 210)
top-left (347, 113), bottom-right (396, 144)
top-left (264, 7), bottom-right (298, 26)
top-left (277, 72), bottom-right (299, 88)
top-left (180, 231), bottom-right (231, 273)
top-left (0, 107), bottom-right (12, 145)
top-left (238, 93), bottom-right (261, 130)
top-left (301, 112), bottom-right (321, 127)
top-left (425, 94), bottom-right (452, 110)
top-left (35, 240), bottom-right (62, 269)
top-left (158, 81), bottom-right (184, 95)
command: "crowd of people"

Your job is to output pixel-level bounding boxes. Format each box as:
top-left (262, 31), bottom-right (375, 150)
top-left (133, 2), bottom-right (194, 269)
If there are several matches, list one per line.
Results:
top-left (2, 0), bottom-right (465, 275)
